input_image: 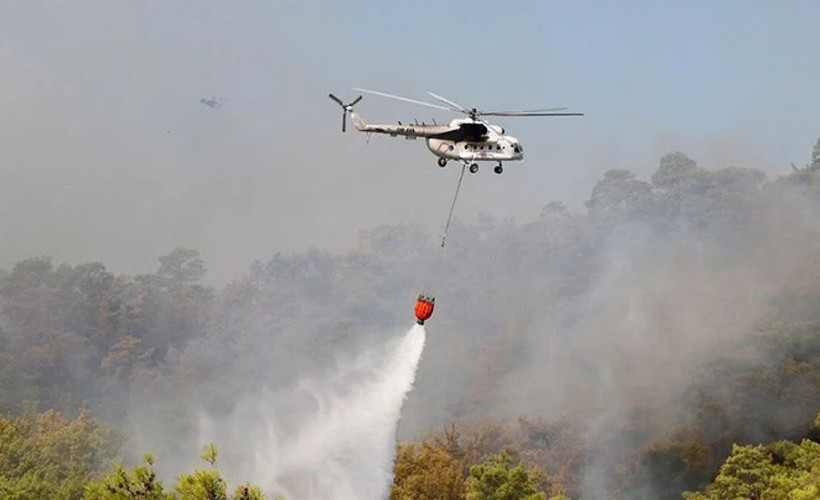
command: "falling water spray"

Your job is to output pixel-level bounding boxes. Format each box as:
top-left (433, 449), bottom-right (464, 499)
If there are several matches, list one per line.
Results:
top-left (239, 325), bottom-right (427, 499)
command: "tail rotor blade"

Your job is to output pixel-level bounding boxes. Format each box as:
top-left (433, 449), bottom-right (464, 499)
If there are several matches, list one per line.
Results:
top-left (329, 93), bottom-right (344, 107)
top-left (330, 92), bottom-right (362, 132)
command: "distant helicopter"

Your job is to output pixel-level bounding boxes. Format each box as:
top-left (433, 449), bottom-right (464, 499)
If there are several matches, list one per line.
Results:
top-left (199, 96), bottom-right (226, 109)
top-left (329, 88), bottom-right (583, 174)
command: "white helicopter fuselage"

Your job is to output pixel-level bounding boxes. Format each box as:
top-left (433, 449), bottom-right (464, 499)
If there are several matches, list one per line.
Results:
top-left (347, 110), bottom-right (525, 172)
top-left (426, 119), bottom-right (524, 162)
top-left (426, 139), bottom-right (523, 164)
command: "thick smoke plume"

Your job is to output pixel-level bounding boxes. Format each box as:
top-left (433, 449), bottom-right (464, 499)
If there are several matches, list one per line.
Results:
top-left (109, 161), bottom-right (820, 498)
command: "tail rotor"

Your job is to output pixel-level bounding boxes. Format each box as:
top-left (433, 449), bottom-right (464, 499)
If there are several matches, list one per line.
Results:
top-left (328, 93), bottom-right (362, 132)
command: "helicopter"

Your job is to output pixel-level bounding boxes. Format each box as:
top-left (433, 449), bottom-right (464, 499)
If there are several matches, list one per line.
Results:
top-left (329, 88), bottom-right (583, 174)
top-left (199, 96), bottom-right (226, 109)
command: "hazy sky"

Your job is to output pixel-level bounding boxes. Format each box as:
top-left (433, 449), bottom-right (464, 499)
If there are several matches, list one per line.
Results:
top-left (1, 1), bottom-right (818, 282)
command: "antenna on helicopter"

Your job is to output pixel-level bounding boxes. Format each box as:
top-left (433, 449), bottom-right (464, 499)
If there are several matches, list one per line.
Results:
top-left (328, 93), bottom-right (362, 132)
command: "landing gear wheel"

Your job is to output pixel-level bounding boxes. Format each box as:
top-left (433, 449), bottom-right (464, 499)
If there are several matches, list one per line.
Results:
top-left (469, 163), bottom-right (479, 174)
top-left (494, 164), bottom-right (503, 174)
top-left (437, 157), bottom-right (447, 168)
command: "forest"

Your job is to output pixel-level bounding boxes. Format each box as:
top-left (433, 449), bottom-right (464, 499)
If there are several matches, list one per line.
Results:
top-left (3, 139), bottom-right (820, 498)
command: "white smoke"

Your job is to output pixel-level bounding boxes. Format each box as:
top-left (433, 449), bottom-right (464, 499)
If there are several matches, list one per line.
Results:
top-left (198, 325), bottom-right (426, 499)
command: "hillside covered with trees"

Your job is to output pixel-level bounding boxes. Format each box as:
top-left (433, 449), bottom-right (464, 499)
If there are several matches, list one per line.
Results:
top-left (3, 141), bottom-right (820, 498)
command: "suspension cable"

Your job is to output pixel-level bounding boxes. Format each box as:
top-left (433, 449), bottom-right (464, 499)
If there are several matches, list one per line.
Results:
top-left (421, 162), bottom-right (468, 297)
top-left (440, 163), bottom-right (467, 248)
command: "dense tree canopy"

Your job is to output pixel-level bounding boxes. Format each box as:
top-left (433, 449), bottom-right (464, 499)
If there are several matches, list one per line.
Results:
top-left (0, 409), bottom-right (122, 499)
top-left (391, 441), bottom-right (465, 500)
top-left (683, 437), bottom-right (820, 499)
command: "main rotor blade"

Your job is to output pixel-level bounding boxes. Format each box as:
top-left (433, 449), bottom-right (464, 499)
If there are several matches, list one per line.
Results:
top-left (482, 111), bottom-right (585, 117)
top-left (427, 91), bottom-right (468, 112)
top-left (352, 88), bottom-right (451, 111)
top-left (486, 107), bottom-right (569, 113)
